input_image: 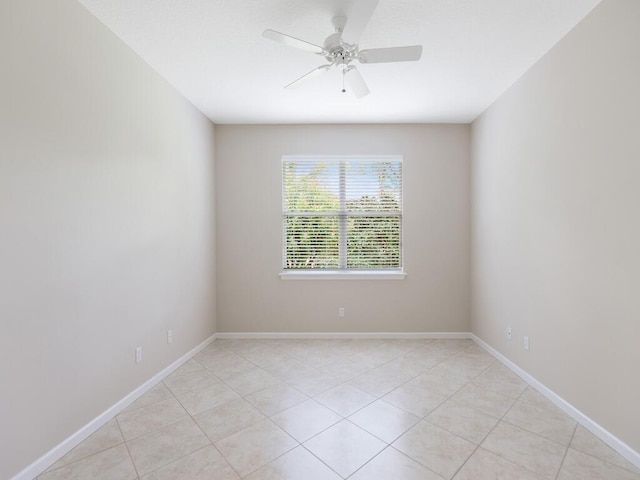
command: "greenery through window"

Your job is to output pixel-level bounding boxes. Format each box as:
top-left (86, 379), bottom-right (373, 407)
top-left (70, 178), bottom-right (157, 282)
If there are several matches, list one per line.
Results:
top-left (282, 156), bottom-right (402, 271)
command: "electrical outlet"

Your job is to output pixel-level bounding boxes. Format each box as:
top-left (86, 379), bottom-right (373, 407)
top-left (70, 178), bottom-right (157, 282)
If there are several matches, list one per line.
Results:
top-left (338, 307), bottom-right (345, 318)
top-left (167, 330), bottom-right (173, 344)
top-left (523, 336), bottom-right (530, 351)
top-left (507, 327), bottom-right (512, 341)
top-left (135, 347), bottom-right (142, 363)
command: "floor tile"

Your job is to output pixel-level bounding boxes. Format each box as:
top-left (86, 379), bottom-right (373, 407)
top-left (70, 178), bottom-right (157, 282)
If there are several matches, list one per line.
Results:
top-left (42, 459), bottom-right (66, 473)
top-left (162, 369), bottom-right (221, 397)
top-left (314, 383), bottom-right (376, 416)
top-left (193, 348), bottom-right (236, 368)
top-left (376, 340), bottom-right (421, 357)
top-left (219, 338), bottom-right (265, 349)
top-left (426, 400), bottom-right (499, 444)
top-left (429, 356), bottom-right (492, 382)
top-left (481, 421), bottom-right (566, 479)
top-left (348, 348), bottom-right (401, 368)
top-left (427, 339), bottom-right (474, 354)
top-left (383, 383), bottom-right (447, 417)
top-left (140, 445), bottom-right (239, 479)
top-left (350, 447), bottom-right (445, 480)
top-left (519, 386), bottom-right (558, 410)
top-left (557, 448), bottom-right (640, 480)
top-left (294, 348), bottom-right (342, 368)
top-left (386, 338), bottom-right (431, 353)
top-left (348, 369), bottom-right (409, 397)
top-left (570, 425), bottom-right (640, 473)
top-left (215, 419), bottom-right (297, 477)
top-left (393, 421), bottom-right (476, 479)
top-left (408, 370), bottom-right (469, 398)
top-left (453, 447), bottom-right (545, 480)
top-left (451, 383), bottom-right (516, 418)
top-left (244, 446), bottom-right (341, 480)
top-left (264, 357), bottom-right (315, 382)
top-left (285, 370), bottom-right (343, 396)
top-left (194, 398), bottom-right (265, 443)
top-left (174, 383), bottom-right (240, 416)
top-left (349, 399), bottom-right (420, 443)
top-left (224, 368), bottom-right (281, 396)
top-left (116, 397), bottom-right (188, 440)
top-left (304, 420), bottom-right (386, 478)
top-left (461, 343), bottom-right (493, 356)
top-left (454, 348), bottom-right (497, 365)
top-left (503, 399), bottom-right (576, 445)
top-left (169, 359), bottom-right (205, 377)
top-left (244, 383), bottom-right (308, 416)
top-left (38, 444), bottom-right (136, 480)
top-left (237, 346), bottom-right (291, 368)
top-left (46, 339), bottom-right (636, 480)
top-left (203, 354), bottom-right (256, 381)
top-left (54, 418), bottom-right (124, 466)
top-left (124, 383), bottom-right (175, 413)
top-left (126, 418), bottom-right (211, 476)
top-left (319, 358), bottom-right (370, 381)
top-left (374, 356), bottom-right (427, 382)
top-left (270, 399), bottom-right (341, 442)
top-left (472, 365), bottom-right (528, 398)
top-left (400, 347), bottom-right (450, 371)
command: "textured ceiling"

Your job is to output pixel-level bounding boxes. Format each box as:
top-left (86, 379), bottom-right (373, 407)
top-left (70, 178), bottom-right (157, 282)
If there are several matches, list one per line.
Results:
top-left (78, 0), bottom-right (601, 124)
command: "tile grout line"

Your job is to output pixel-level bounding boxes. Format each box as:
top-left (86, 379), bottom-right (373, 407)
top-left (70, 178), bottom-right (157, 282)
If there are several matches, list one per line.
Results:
top-left (242, 339), bottom-right (448, 478)
top-left (439, 345), bottom-right (562, 479)
top-left (567, 446), bottom-right (640, 476)
top-left (417, 351), bottom-right (509, 478)
top-left (554, 423), bottom-right (579, 480)
top-left (446, 361), bottom-right (531, 477)
top-left (235, 417), bottom-right (300, 479)
top-left (298, 443), bottom-right (345, 479)
top-left (115, 417), bottom-right (141, 480)
top-left (36, 429), bottom-right (130, 476)
top-left (469, 382), bottom-right (568, 480)
top-left (123, 372), bottom-right (213, 479)
top-left (497, 381), bottom-right (579, 450)
top-left (342, 341), bottom-right (482, 478)
top-left (221, 339), bottom-right (637, 478)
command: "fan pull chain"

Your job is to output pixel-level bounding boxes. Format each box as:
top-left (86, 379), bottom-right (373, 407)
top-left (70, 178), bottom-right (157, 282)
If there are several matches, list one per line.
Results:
top-left (341, 57), bottom-right (346, 93)
top-left (342, 67), bottom-right (346, 93)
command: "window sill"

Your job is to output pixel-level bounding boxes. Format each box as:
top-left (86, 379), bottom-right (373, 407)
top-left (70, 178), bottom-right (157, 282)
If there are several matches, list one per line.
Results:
top-left (279, 270), bottom-right (406, 280)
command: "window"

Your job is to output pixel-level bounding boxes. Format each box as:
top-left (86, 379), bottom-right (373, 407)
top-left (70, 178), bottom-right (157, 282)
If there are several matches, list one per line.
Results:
top-left (282, 155), bottom-right (403, 277)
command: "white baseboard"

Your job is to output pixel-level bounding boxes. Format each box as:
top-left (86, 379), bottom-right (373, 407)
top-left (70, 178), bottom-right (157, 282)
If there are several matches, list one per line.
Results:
top-left (470, 334), bottom-right (640, 470)
top-left (215, 331), bottom-right (473, 340)
top-left (12, 333), bottom-right (217, 480)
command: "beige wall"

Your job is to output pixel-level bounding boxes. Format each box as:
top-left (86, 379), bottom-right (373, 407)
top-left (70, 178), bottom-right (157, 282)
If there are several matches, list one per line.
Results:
top-left (0, 1), bottom-right (216, 478)
top-left (216, 124), bottom-right (470, 333)
top-left (471, 0), bottom-right (640, 453)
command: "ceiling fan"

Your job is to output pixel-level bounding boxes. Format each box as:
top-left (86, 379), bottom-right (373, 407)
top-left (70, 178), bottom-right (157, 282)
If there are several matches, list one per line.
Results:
top-left (262, 0), bottom-right (423, 99)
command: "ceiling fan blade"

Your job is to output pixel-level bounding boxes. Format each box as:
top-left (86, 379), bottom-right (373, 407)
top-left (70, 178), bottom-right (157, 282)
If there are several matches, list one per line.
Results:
top-left (359, 45), bottom-right (423, 63)
top-left (285, 65), bottom-right (332, 89)
top-left (262, 29), bottom-right (325, 54)
top-left (341, 0), bottom-right (379, 46)
top-left (344, 66), bottom-right (370, 99)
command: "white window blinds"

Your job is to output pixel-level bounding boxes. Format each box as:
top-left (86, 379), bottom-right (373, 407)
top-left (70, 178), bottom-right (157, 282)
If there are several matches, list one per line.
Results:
top-left (282, 156), bottom-right (402, 271)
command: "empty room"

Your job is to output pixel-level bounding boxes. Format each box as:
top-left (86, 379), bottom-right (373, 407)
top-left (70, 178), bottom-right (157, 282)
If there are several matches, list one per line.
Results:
top-left (1, 0), bottom-right (639, 479)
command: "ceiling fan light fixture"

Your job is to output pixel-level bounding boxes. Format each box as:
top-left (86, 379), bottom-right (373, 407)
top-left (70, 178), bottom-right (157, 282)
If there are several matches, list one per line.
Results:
top-left (263, 0), bottom-right (422, 99)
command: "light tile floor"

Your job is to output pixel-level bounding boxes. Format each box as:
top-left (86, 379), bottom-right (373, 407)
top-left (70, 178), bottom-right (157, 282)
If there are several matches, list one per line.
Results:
top-left (39, 339), bottom-right (640, 480)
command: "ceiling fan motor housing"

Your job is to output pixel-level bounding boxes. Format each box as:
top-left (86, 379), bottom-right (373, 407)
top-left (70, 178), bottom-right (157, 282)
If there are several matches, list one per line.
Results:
top-left (324, 16), bottom-right (359, 66)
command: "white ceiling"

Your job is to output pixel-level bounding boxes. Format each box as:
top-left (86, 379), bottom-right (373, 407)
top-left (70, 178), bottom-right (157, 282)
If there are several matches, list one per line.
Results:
top-left (78, 0), bottom-right (601, 124)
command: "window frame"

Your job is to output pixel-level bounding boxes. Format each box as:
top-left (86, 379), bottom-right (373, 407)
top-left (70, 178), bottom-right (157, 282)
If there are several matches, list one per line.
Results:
top-left (280, 155), bottom-right (406, 280)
